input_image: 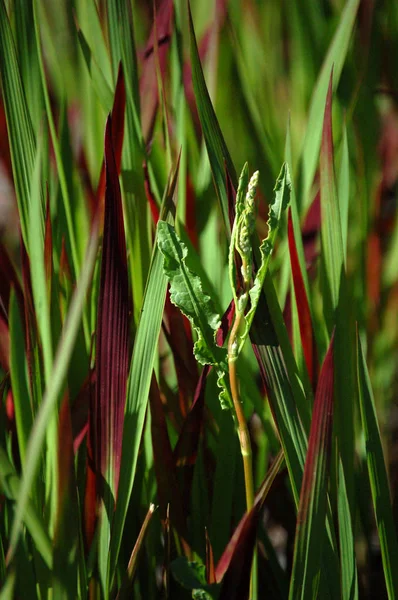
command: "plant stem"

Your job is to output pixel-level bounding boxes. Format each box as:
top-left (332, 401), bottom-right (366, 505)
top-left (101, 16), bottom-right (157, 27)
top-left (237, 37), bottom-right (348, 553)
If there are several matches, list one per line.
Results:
top-left (228, 313), bottom-right (254, 512)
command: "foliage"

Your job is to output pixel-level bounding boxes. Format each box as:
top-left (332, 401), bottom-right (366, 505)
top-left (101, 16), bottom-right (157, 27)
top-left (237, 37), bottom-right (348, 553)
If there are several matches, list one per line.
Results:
top-left (0, 1), bottom-right (398, 599)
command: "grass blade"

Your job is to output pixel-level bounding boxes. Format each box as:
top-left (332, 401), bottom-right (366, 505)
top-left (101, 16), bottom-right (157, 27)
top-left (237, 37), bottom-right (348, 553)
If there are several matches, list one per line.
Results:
top-left (357, 331), bottom-right (398, 597)
top-left (289, 334), bottom-right (335, 599)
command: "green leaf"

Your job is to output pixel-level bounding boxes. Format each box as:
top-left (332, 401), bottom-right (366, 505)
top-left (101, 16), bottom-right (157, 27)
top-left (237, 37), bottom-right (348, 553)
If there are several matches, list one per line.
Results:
top-left (357, 332), bottom-right (398, 598)
top-left (157, 221), bottom-right (230, 408)
top-left (157, 221), bottom-right (225, 367)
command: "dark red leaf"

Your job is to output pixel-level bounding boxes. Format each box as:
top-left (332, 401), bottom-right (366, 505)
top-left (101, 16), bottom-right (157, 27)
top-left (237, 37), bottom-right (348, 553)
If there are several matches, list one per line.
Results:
top-left (0, 242), bottom-right (24, 322)
top-left (215, 451), bottom-right (284, 599)
top-left (163, 292), bottom-right (198, 417)
top-left (89, 114), bottom-right (129, 503)
top-left (149, 374), bottom-right (190, 553)
top-left (0, 315), bottom-right (9, 371)
top-left (96, 63), bottom-right (126, 219)
top-left (287, 208), bottom-right (318, 389)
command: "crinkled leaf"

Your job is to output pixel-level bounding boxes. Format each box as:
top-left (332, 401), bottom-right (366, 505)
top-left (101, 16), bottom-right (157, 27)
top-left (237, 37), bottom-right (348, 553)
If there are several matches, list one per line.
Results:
top-left (157, 221), bottom-right (226, 367)
top-left (238, 163), bottom-right (291, 353)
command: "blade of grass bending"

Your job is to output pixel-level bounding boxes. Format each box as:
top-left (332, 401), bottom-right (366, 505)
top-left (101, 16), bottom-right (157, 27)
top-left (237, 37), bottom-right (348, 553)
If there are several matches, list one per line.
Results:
top-left (9, 290), bottom-right (33, 471)
top-left (116, 504), bottom-right (156, 599)
top-left (301, 0), bottom-right (360, 210)
top-left (6, 216), bottom-right (100, 565)
top-left (93, 115), bottom-right (130, 595)
top-left (216, 451), bottom-right (284, 600)
top-left (109, 160), bottom-right (180, 585)
top-left (357, 331), bottom-right (398, 598)
top-left (188, 1), bottom-right (236, 236)
top-left (0, 446), bottom-right (52, 568)
top-left (289, 334), bottom-right (335, 600)
top-left (0, 0), bottom-right (37, 247)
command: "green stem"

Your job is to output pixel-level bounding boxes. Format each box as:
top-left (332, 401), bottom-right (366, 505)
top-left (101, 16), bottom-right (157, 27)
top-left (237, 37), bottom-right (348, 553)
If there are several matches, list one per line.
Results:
top-left (228, 354), bottom-right (254, 511)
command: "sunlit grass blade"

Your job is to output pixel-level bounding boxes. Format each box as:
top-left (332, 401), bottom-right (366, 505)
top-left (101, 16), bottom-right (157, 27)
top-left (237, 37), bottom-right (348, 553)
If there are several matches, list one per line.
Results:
top-left (115, 504), bottom-right (156, 599)
top-left (357, 331), bottom-right (398, 597)
top-left (301, 0), bottom-right (360, 209)
top-left (289, 334), bottom-right (335, 599)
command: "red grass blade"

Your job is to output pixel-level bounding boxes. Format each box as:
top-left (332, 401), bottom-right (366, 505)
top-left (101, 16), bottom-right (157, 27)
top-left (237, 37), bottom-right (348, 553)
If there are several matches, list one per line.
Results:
top-left (140, 0), bottom-right (173, 145)
top-left (289, 333), bottom-right (335, 597)
top-left (149, 374), bottom-right (190, 552)
top-left (215, 451), bottom-right (285, 599)
top-left (89, 115), bottom-right (129, 505)
top-left (96, 63), bottom-right (126, 217)
top-left (287, 208), bottom-right (318, 389)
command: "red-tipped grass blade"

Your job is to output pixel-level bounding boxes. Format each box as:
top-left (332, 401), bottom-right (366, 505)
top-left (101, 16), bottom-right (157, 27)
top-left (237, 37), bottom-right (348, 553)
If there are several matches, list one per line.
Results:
top-left (287, 208), bottom-right (318, 389)
top-left (216, 451), bottom-right (285, 600)
top-left (289, 334), bottom-right (335, 599)
top-left (89, 114), bottom-right (129, 509)
top-left (96, 63), bottom-right (126, 218)
top-left (140, 0), bottom-right (173, 145)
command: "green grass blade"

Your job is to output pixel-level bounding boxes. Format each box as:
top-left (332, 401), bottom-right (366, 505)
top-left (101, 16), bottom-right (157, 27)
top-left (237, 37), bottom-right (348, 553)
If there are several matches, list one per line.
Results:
top-left (357, 332), bottom-right (398, 598)
top-left (301, 0), bottom-right (360, 209)
top-left (0, 0), bottom-right (37, 247)
top-left (188, 2), bottom-right (236, 235)
top-left (0, 446), bottom-right (52, 568)
top-left (6, 219), bottom-right (100, 564)
top-left (338, 459), bottom-right (359, 600)
top-left (338, 122), bottom-right (350, 263)
top-left (9, 290), bottom-right (33, 470)
top-left (289, 335), bottom-right (335, 599)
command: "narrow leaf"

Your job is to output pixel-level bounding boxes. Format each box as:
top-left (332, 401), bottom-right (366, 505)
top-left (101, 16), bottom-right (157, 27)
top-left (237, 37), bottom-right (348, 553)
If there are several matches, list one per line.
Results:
top-left (289, 334), bottom-right (335, 600)
top-left (357, 331), bottom-right (398, 597)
